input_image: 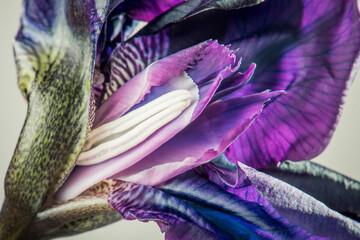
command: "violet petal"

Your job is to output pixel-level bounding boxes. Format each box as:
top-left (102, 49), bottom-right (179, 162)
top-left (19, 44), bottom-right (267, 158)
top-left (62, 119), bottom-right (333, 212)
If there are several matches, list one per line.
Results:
top-left (56, 41), bottom-right (240, 200)
top-left (164, 223), bottom-right (221, 240)
top-left (223, 0), bottom-right (360, 167)
top-left (158, 0), bottom-right (360, 168)
top-left (137, 0), bottom-right (265, 36)
top-left (108, 171), bottom-right (315, 239)
top-left (103, 30), bottom-right (170, 100)
top-left (112, 91), bottom-right (282, 186)
top-left (118, 0), bottom-right (185, 22)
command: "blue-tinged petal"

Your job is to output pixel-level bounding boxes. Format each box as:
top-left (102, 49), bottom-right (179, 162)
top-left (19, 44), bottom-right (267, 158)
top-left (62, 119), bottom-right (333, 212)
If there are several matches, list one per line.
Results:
top-left (262, 161), bottom-right (360, 221)
top-left (108, 180), bottom-right (216, 234)
top-left (108, 171), bottom-right (315, 240)
top-left (164, 223), bottom-right (221, 240)
top-left (224, 0), bottom-right (360, 168)
top-left (236, 162), bottom-right (360, 239)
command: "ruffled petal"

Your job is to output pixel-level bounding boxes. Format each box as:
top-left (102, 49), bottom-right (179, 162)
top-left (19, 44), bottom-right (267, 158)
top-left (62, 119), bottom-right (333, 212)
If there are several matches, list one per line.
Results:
top-left (112, 91), bottom-right (282, 186)
top-left (56, 41), bottom-right (240, 201)
top-left (212, 63), bottom-right (256, 102)
top-left (94, 40), bottom-right (233, 127)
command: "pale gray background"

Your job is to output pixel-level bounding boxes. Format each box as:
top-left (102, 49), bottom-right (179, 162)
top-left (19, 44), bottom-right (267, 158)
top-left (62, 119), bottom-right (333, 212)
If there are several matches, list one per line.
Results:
top-left (0, 1), bottom-right (359, 239)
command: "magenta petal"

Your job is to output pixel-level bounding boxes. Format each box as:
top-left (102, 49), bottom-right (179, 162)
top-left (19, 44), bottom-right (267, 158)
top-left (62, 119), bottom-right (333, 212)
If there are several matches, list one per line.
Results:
top-left (120, 0), bottom-right (185, 22)
top-left (56, 41), bottom-right (241, 201)
top-left (94, 40), bottom-right (233, 127)
top-left (185, 42), bottom-right (241, 120)
top-left (213, 63), bottom-right (256, 101)
top-left (112, 91), bottom-right (283, 186)
top-left (56, 70), bottom-right (197, 201)
top-left (93, 65), bottom-right (157, 128)
top-left (224, 0), bottom-right (360, 168)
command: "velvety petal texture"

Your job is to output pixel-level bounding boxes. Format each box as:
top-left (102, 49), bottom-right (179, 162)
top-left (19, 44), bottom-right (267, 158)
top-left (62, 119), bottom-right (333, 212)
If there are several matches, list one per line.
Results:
top-left (201, 157), bottom-right (360, 239)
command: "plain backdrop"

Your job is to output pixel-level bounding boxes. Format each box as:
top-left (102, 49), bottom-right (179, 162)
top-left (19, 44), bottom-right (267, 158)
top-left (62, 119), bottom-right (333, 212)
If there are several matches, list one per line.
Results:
top-left (0, 1), bottom-right (359, 239)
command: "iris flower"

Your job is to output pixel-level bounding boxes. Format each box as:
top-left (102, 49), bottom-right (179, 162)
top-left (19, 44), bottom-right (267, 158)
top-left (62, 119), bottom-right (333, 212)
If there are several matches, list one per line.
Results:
top-left (1, 0), bottom-right (360, 239)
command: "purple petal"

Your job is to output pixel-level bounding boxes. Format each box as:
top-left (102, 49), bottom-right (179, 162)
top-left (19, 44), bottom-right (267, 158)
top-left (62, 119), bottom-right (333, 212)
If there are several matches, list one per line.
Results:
top-left (56, 69), bottom-right (198, 201)
top-left (185, 41), bottom-right (241, 120)
top-left (237, 162), bottom-right (360, 239)
top-left (107, 180), bottom-right (218, 236)
top-left (224, 0), bottom-right (360, 168)
top-left (164, 223), bottom-right (221, 240)
top-left (93, 41), bottom-right (201, 128)
top-left (112, 91), bottom-right (282, 186)
top-left (137, 0), bottom-right (265, 36)
top-left (89, 0), bottom-right (124, 44)
top-left (94, 40), bottom-right (231, 127)
top-left (108, 171), bottom-right (315, 239)
top-left (212, 63), bottom-right (256, 102)
top-left (56, 41), bottom-right (239, 201)
top-left (119, 0), bottom-right (185, 22)
top-left (103, 30), bottom-right (170, 100)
